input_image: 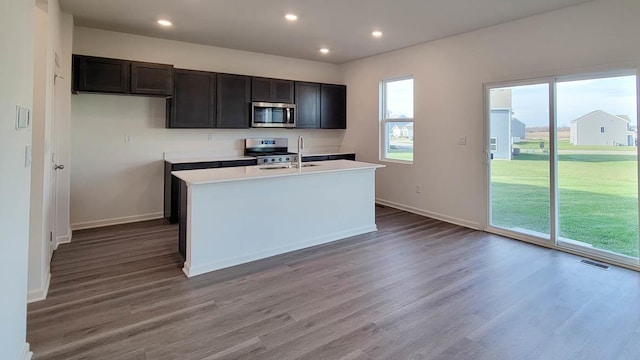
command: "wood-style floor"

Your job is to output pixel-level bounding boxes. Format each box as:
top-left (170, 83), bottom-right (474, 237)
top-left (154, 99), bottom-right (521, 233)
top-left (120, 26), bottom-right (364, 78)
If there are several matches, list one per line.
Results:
top-left (28, 207), bottom-right (640, 360)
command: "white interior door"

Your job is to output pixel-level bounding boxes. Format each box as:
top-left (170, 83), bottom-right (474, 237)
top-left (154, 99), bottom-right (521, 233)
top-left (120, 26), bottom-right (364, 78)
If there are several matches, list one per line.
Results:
top-left (48, 55), bottom-right (62, 256)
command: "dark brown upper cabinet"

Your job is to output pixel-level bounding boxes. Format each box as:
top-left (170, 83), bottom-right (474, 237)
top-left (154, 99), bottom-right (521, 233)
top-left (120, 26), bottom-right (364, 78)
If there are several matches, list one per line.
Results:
top-left (295, 82), bottom-right (321, 129)
top-left (320, 84), bottom-right (347, 129)
top-left (166, 69), bottom-right (216, 128)
top-left (73, 55), bottom-right (173, 96)
top-left (73, 55), bottom-right (130, 94)
top-left (252, 77), bottom-right (294, 103)
top-left (131, 62), bottom-right (173, 96)
top-left (217, 74), bottom-right (251, 129)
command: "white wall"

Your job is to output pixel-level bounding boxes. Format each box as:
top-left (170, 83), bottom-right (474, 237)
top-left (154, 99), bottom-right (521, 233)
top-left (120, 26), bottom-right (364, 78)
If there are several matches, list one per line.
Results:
top-left (0, 0), bottom-right (34, 358)
top-left (71, 28), bottom-right (343, 228)
top-left (342, 0), bottom-right (640, 229)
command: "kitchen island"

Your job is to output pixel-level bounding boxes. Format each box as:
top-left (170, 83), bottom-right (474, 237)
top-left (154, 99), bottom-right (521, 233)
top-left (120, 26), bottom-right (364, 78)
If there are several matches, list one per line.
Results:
top-left (172, 160), bottom-right (384, 277)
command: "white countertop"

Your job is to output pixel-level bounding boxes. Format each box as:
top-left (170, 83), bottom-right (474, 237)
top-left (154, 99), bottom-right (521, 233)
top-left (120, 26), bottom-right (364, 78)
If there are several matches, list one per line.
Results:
top-left (172, 160), bottom-right (383, 186)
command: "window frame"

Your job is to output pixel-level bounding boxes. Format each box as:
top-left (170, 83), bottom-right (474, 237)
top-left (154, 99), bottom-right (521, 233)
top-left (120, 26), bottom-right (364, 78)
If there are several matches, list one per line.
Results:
top-left (380, 76), bottom-right (414, 164)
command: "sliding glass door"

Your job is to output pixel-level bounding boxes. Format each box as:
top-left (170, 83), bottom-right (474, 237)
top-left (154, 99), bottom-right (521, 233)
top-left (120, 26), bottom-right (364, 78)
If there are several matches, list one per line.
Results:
top-left (488, 82), bottom-right (552, 239)
top-left (487, 71), bottom-right (640, 266)
top-left (556, 74), bottom-right (639, 261)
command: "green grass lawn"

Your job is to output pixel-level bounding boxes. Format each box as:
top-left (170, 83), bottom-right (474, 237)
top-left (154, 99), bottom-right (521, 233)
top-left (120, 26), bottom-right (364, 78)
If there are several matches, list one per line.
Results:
top-left (386, 149), bottom-right (413, 162)
top-left (491, 153), bottom-right (639, 258)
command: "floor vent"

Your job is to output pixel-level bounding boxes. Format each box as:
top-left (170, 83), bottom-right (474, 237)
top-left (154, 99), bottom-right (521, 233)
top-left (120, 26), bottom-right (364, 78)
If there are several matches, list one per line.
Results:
top-left (580, 259), bottom-right (610, 270)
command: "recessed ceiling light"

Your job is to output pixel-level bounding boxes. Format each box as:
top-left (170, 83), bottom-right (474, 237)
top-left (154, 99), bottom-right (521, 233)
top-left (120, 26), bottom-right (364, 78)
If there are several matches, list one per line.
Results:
top-left (157, 19), bottom-right (173, 27)
top-left (285, 14), bottom-right (298, 21)
top-left (319, 48), bottom-right (330, 54)
top-left (372, 31), bottom-right (383, 37)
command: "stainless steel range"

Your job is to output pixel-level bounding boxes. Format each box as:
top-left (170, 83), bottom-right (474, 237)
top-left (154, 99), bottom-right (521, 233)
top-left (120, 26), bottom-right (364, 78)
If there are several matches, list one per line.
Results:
top-left (245, 138), bottom-right (298, 164)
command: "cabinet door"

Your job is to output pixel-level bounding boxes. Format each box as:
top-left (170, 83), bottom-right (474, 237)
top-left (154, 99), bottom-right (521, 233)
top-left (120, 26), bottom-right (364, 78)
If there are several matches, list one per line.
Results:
top-left (273, 79), bottom-right (294, 103)
top-left (131, 62), bottom-right (173, 96)
top-left (295, 82), bottom-right (321, 128)
top-left (329, 154), bottom-right (356, 161)
top-left (320, 84), bottom-right (347, 129)
top-left (252, 77), bottom-right (294, 103)
top-left (251, 77), bottom-right (272, 102)
top-left (74, 55), bottom-right (130, 94)
top-left (167, 69), bottom-right (216, 128)
top-left (219, 159), bottom-right (258, 167)
top-left (217, 74), bottom-right (251, 129)
top-left (302, 155), bottom-right (330, 162)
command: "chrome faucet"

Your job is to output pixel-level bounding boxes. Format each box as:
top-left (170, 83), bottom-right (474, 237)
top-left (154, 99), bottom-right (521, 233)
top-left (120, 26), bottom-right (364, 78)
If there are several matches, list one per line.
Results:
top-left (297, 135), bottom-right (304, 168)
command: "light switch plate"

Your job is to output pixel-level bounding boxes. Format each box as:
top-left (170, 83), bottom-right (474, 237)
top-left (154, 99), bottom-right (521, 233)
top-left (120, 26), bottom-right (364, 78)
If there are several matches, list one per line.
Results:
top-left (25, 145), bottom-right (32, 168)
top-left (16, 106), bottom-right (31, 129)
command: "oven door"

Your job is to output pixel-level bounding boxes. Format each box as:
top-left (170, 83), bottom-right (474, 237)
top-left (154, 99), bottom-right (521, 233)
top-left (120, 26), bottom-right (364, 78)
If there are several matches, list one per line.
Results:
top-left (252, 103), bottom-right (296, 128)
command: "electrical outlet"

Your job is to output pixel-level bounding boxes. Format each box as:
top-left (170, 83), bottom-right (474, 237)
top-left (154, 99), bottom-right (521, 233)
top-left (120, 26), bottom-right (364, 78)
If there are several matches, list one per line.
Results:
top-left (124, 135), bottom-right (132, 144)
top-left (458, 136), bottom-right (467, 145)
top-left (416, 185), bottom-right (421, 193)
top-left (207, 133), bottom-right (214, 141)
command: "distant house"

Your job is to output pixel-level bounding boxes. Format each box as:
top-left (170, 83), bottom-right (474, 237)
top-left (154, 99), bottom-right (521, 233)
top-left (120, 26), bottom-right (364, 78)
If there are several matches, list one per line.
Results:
top-left (511, 118), bottom-right (526, 139)
top-left (569, 110), bottom-right (637, 146)
top-left (391, 123), bottom-right (414, 139)
top-left (489, 109), bottom-right (512, 160)
top-left (489, 89), bottom-right (528, 160)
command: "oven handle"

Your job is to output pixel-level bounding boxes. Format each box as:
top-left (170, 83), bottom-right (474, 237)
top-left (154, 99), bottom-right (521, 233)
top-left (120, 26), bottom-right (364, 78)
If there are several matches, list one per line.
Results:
top-left (286, 108), bottom-right (291, 124)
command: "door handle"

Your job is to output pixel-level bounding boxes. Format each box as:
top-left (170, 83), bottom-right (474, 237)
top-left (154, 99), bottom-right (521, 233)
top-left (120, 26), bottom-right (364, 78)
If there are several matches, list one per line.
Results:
top-left (54, 164), bottom-right (65, 170)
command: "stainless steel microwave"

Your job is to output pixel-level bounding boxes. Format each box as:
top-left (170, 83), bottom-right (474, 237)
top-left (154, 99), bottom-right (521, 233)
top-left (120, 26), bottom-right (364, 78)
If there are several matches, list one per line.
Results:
top-left (251, 102), bottom-right (296, 128)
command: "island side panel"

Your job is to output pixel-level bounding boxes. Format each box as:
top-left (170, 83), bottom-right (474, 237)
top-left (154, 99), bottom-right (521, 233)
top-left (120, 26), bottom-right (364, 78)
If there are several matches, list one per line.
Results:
top-left (183, 168), bottom-right (378, 277)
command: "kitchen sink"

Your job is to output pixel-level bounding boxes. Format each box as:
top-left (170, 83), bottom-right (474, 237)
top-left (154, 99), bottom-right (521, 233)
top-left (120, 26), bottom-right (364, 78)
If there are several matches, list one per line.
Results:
top-left (256, 163), bottom-right (319, 170)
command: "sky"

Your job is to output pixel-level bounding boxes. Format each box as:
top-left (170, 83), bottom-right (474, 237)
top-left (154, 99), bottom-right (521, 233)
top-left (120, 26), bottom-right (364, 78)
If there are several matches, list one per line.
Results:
top-left (509, 75), bottom-right (637, 127)
top-left (385, 78), bottom-right (414, 118)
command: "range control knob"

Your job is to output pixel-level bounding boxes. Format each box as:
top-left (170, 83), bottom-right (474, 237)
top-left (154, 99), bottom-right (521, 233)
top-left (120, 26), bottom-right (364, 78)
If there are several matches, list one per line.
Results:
top-left (285, 157), bottom-right (290, 161)
top-left (279, 157), bottom-right (283, 161)
top-left (271, 158), bottom-right (275, 162)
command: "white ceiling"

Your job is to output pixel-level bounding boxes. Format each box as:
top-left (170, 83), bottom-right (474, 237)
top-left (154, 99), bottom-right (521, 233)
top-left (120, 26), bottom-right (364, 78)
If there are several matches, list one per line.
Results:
top-left (59, 0), bottom-right (593, 64)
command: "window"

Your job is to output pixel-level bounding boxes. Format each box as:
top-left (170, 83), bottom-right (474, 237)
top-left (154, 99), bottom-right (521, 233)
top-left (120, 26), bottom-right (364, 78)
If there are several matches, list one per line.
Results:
top-left (490, 137), bottom-right (498, 151)
top-left (381, 77), bottom-right (414, 162)
top-left (600, 126), bottom-right (606, 133)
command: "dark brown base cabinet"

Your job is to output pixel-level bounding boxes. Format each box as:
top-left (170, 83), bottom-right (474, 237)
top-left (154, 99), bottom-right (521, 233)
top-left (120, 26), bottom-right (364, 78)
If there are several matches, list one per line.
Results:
top-left (73, 55), bottom-right (173, 96)
top-left (302, 154), bottom-right (355, 162)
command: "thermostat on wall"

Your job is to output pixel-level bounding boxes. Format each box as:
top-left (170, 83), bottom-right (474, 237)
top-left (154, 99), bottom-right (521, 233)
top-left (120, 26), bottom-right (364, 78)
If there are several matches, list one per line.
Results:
top-left (16, 105), bottom-right (31, 129)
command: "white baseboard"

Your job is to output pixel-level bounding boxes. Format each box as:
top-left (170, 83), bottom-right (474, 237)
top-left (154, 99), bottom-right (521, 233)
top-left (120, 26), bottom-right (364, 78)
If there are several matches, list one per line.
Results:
top-left (183, 225), bottom-right (378, 277)
top-left (71, 212), bottom-right (164, 231)
top-left (21, 343), bottom-right (32, 360)
top-left (54, 228), bottom-right (72, 250)
top-left (27, 272), bottom-right (51, 303)
top-left (375, 198), bottom-right (482, 230)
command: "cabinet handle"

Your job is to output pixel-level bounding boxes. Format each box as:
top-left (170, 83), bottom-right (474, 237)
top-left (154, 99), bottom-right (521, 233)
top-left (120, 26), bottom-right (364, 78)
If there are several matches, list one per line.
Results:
top-left (54, 164), bottom-right (65, 170)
